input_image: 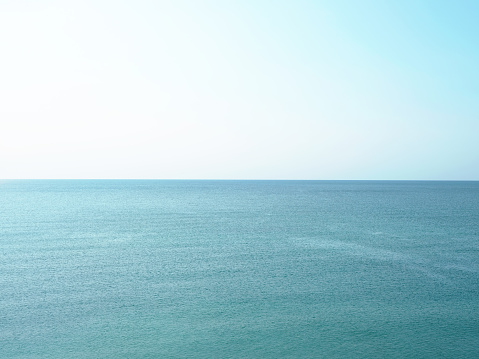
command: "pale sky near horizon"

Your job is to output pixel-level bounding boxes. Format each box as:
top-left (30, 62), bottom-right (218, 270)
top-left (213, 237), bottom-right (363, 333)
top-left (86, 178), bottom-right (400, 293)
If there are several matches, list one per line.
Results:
top-left (1, 0), bottom-right (478, 179)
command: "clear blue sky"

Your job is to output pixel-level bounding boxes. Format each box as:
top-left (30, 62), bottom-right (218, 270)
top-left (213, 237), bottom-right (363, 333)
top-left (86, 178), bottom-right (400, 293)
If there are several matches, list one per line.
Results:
top-left (1, 0), bottom-right (478, 179)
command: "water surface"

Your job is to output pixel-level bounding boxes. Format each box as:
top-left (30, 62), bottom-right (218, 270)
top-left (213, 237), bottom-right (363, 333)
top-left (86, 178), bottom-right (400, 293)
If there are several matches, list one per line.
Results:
top-left (1, 180), bottom-right (478, 358)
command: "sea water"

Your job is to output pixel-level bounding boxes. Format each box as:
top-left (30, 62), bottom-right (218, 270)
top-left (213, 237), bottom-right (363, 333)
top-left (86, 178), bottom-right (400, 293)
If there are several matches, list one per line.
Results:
top-left (1, 180), bottom-right (478, 358)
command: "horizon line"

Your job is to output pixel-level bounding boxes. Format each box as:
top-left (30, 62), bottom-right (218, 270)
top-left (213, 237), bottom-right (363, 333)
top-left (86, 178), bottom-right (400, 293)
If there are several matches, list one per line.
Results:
top-left (2, 179), bottom-right (478, 182)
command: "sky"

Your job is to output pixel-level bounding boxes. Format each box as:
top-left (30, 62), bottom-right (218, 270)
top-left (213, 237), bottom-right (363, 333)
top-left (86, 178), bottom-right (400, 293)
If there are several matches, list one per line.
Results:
top-left (1, 0), bottom-right (478, 179)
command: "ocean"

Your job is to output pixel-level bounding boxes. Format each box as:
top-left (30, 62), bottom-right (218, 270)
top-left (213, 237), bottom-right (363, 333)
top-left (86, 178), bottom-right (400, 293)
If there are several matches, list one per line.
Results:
top-left (1, 180), bottom-right (478, 358)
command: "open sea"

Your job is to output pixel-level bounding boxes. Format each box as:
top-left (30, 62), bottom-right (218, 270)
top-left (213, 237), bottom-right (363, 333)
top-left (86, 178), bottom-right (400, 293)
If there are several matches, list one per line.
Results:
top-left (1, 180), bottom-right (478, 358)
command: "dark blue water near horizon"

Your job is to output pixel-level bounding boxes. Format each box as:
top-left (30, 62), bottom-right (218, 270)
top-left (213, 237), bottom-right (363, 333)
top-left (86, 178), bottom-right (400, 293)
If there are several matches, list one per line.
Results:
top-left (1, 180), bottom-right (479, 358)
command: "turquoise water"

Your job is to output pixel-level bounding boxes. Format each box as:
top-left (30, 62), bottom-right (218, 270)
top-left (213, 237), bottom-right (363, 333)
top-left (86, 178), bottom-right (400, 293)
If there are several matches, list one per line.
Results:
top-left (1, 180), bottom-right (478, 358)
